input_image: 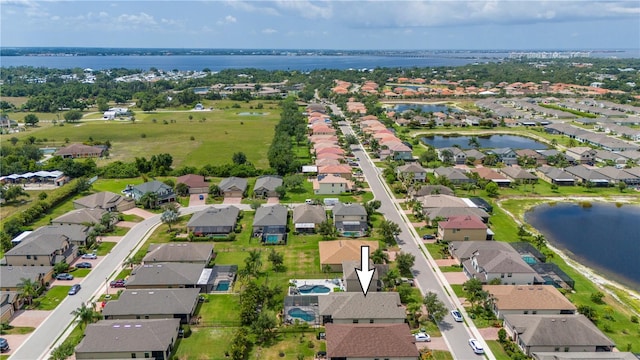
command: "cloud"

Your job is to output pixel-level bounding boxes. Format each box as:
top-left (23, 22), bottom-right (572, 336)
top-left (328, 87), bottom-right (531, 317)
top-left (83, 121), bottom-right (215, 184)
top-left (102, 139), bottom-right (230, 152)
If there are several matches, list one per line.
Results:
top-left (224, 1), bottom-right (280, 16)
top-left (262, 28), bottom-right (277, 34)
top-left (217, 15), bottom-right (237, 25)
top-left (116, 12), bottom-right (157, 26)
top-left (274, 0), bottom-right (333, 19)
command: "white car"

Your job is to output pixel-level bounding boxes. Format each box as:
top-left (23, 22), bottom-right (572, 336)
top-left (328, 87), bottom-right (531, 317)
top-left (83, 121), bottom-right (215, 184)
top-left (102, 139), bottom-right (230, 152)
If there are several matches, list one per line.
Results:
top-left (451, 309), bottom-right (463, 322)
top-left (468, 338), bottom-right (484, 354)
top-left (414, 332), bottom-right (431, 342)
top-left (81, 253), bottom-right (97, 259)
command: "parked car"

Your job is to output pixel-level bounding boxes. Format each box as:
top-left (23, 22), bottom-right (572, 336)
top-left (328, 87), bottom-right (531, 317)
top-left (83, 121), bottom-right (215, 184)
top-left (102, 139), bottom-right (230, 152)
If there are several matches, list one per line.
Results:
top-left (414, 332), bottom-right (431, 342)
top-left (0, 338), bottom-right (9, 353)
top-left (81, 253), bottom-right (97, 259)
top-left (76, 262), bottom-right (92, 269)
top-left (56, 273), bottom-right (74, 280)
top-left (422, 234), bottom-right (435, 240)
top-left (468, 338), bottom-right (484, 354)
top-left (451, 309), bottom-right (463, 322)
top-left (110, 279), bottom-right (126, 288)
top-left (68, 284), bottom-right (81, 295)
top-left (198, 194), bottom-right (204, 200)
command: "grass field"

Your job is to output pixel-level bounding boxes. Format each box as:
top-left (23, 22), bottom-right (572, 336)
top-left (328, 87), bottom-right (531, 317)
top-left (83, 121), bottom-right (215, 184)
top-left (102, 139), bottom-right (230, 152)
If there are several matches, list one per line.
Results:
top-left (36, 286), bottom-right (71, 310)
top-left (1, 100), bottom-right (281, 168)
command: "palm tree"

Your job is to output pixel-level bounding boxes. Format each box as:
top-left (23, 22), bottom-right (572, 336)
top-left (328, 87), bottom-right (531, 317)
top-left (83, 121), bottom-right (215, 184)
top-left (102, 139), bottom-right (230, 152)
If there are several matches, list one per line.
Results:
top-left (382, 268), bottom-right (400, 290)
top-left (406, 301), bottom-right (423, 327)
top-left (161, 208), bottom-right (179, 231)
top-left (138, 192), bottom-right (159, 209)
top-left (71, 302), bottom-right (102, 329)
top-left (241, 250), bottom-right (262, 278)
top-left (18, 278), bottom-right (40, 306)
top-left (534, 233), bottom-right (546, 250)
top-left (371, 248), bottom-right (390, 264)
top-left (100, 212), bottom-right (119, 232)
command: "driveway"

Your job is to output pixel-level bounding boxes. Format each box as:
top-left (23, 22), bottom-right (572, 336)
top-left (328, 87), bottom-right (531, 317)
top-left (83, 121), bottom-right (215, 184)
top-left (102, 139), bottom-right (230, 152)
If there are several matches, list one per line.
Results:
top-left (10, 310), bottom-right (51, 328)
top-left (98, 236), bottom-right (123, 243)
top-left (122, 208), bottom-right (155, 219)
top-left (223, 196), bottom-right (242, 205)
top-left (266, 197), bottom-right (280, 204)
top-left (1, 334), bottom-right (29, 357)
top-left (442, 271), bottom-right (469, 285)
top-left (416, 336), bottom-right (449, 352)
top-left (188, 193), bottom-right (206, 207)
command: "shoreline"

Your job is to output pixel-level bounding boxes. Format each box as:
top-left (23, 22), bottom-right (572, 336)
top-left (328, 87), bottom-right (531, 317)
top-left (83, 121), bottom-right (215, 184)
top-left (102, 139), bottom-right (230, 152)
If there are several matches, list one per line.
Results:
top-left (497, 197), bottom-right (640, 313)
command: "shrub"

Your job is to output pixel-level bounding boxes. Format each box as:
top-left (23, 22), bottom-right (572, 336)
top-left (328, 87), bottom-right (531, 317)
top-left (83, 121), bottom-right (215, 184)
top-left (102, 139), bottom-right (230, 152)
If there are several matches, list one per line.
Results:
top-left (631, 315), bottom-right (638, 323)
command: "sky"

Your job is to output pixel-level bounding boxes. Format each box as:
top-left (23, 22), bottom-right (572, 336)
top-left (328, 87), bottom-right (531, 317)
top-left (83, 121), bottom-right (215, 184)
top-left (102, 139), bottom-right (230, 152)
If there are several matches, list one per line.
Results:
top-left (1, 0), bottom-right (639, 50)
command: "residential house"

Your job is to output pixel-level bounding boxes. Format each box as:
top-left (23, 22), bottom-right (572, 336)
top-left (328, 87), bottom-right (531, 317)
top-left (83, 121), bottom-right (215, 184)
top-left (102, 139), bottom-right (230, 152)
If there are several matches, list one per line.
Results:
top-left (26, 224), bottom-right (91, 247)
top-left (176, 174), bottom-right (209, 194)
top-left (75, 319), bottom-right (180, 360)
top-left (313, 174), bottom-right (352, 195)
top-left (131, 180), bottom-right (176, 204)
top-left (564, 165), bottom-right (611, 186)
top-left (332, 203), bottom-right (368, 237)
top-left (500, 166), bottom-right (539, 184)
top-left (503, 314), bottom-right (615, 356)
top-left (437, 147), bottom-right (467, 164)
top-left (424, 207), bottom-right (490, 225)
top-left (253, 205), bottom-right (288, 244)
top-left (434, 167), bottom-right (475, 185)
top-left (143, 243), bottom-right (214, 265)
top-left (595, 167), bottom-right (640, 186)
top-left (218, 177), bottom-right (248, 198)
top-left (325, 323), bottom-right (419, 360)
top-left (293, 204), bottom-right (327, 234)
top-left (487, 148), bottom-right (519, 165)
top-left (253, 175), bottom-right (283, 198)
top-left (438, 216), bottom-right (490, 241)
top-left (418, 194), bottom-right (469, 209)
top-left (73, 191), bottom-right (135, 212)
top-left (318, 164), bottom-right (353, 180)
top-left (4, 233), bottom-right (77, 266)
top-left (595, 150), bottom-right (628, 165)
top-left (1, 291), bottom-right (21, 322)
top-left (469, 167), bottom-right (512, 187)
top-left (516, 149), bottom-right (547, 166)
top-left (565, 147), bottom-right (597, 164)
top-left (387, 142), bottom-right (413, 161)
top-left (102, 288), bottom-right (200, 324)
top-left (0, 265), bottom-right (54, 292)
top-left (342, 260), bottom-right (386, 293)
top-left (464, 149), bottom-right (486, 164)
top-left (410, 185), bottom-right (455, 198)
top-left (52, 208), bottom-right (109, 226)
top-left (484, 285), bottom-right (576, 319)
top-left (532, 352), bottom-right (637, 360)
top-left (319, 240), bottom-right (379, 272)
top-left (55, 143), bottom-right (105, 159)
top-left (318, 292), bottom-right (406, 324)
top-left (0, 115), bottom-right (18, 130)
top-left (125, 263), bottom-right (206, 291)
top-left (186, 206), bottom-right (240, 237)
top-left (396, 163), bottom-right (427, 182)
top-left (536, 165), bottom-right (576, 186)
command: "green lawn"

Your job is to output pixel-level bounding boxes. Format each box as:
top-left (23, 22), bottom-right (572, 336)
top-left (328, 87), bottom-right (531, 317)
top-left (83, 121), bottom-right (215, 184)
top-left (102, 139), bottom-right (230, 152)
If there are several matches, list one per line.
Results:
top-left (439, 265), bottom-right (462, 273)
top-left (486, 340), bottom-right (511, 360)
top-left (197, 294), bottom-right (241, 326)
top-left (36, 286), bottom-right (71, 310)
top-left (449, 284), bottom-right (465, 298)
top-left (249, 331), bottom-right (324, 360)
top-left (0, 326), bottom-right (35, 335)
top-left (69, 268), bottom-right (91, 277)
top-left (95, 241), bottom-right (117, 256)
top-left (173, 327), bottom-right (237, 360)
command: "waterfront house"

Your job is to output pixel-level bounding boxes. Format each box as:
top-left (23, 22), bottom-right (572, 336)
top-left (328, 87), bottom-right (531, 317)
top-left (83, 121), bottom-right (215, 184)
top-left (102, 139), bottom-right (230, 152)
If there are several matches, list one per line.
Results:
top-left (469, 167), bottom-right (512, 187)
top-left (486, 148), bottom-right (519, 165)
top-left (500, 166), bottom-right (539, 184)
top-left (75, 319), bottom-right (180, 360)
top-left (484, 285), bottom-right (576, 319)
top-left (437, 216), bottom-right (490, 241)
top-left (252, 205), bottom-right (288, 244)
top-left (503, 314), bottom-right (615, 356)
top-left (536, 165), bottom-right (576, 186)
top-left (102, 288), bottom-right (200, 324)
top-left (186, 206), bottom-right (240, 237)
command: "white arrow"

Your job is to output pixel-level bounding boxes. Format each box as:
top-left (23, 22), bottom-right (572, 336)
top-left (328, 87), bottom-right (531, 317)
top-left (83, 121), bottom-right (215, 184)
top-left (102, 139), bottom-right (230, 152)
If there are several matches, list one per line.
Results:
top-left (355, 245), bottom-right (375, 296)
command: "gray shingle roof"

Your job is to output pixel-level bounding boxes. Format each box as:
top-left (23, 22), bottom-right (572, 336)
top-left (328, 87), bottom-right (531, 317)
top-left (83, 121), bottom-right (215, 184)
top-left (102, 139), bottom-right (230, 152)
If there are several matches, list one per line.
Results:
top-left (29, 224), bottom-right (90, 244)
top-left (133, 180), bottom-right (173, 194)
top-left (219, 177), bottom-right (248, 192)
top-left (293, 204), bottom-right (327, 224)
top-left (504, 314), bottom-right (614, 347)
top-left (187, 206), bottom-right (239, 228)
top-left (0, 266), bottom-right (53, 288)
top-left (319, 292), bottom-right (405, 320)
top-left (73, 191), bottom-right (132, 210)
top-left (75, 319), bottom-right (180, 354)
top-left (52, 208), bottom-right (107, 225)
top-left (6, 233), bottom-right (70, 256)
top-left (254, 175), bottom-right (283, 192)
top-left (253, 205), bottom-right (288, 227)
top-left (332, 203), bottom-right (366, 217)
top-left (102, 288), bottom-right (200, 317)
top-left (143, 243), bottom-right (214, 263)
top-left (126, 263), bottom-right (205, 287)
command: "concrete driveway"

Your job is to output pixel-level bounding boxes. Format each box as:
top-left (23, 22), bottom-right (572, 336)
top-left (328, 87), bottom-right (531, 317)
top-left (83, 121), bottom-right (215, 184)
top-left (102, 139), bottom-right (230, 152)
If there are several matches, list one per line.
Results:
top-left (443, 271), bottom-right (469, 285)
top-left (122, 208), bottom-right (155, 219)
top-left (266, 197), bottom-right (280, 204)
top-left (416, 336), bottom-right (450, 351)
top-left (188, 193), bottom-right (206, 207)
top-left (223, 196), bottom-right (242, 204)
top-left (10, 310), bottom-right (51, 328)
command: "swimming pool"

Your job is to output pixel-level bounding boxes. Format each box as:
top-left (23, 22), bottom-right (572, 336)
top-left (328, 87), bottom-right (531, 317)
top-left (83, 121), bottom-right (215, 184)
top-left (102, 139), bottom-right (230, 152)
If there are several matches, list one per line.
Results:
top-left (298, 285), bottom-right (330, 294)
top-left (522, 255), bottom-right (538, 265)
top-left (215, 280), bottom-right (230, 291)
top-left (265, 235), bottom-right (280, 244)
top-left (288, 308), bottom-right (315, 322)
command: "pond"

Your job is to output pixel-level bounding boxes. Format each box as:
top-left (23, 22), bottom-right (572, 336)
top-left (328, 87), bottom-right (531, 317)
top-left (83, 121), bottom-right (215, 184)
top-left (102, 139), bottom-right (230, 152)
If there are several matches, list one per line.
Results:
top-left (392, 103), bottom-right (460, 114)
top-left (421, 135), bottom-right (548, 150)
top-left (525, 202), bottom-right (640, 292)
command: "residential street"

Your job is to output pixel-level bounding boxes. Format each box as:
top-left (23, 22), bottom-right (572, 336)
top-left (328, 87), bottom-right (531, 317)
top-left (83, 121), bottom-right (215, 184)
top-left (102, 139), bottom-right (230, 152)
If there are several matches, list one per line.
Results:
top-left (334, 104), bottom-right (495, 360)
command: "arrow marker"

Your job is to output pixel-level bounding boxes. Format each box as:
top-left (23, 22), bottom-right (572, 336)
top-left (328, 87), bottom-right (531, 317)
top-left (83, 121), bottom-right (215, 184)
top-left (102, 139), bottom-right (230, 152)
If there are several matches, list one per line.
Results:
top-left (355, 245), bottom-right (375, 297)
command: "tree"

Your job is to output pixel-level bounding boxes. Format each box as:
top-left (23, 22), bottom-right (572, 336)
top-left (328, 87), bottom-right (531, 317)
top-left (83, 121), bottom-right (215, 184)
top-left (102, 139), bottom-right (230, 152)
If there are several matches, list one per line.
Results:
top-left (161, 208), bottom-right (179, 231)
top-left (268, 249), bottom-right (285, 272)
top-left (100, 212), bottom-right (118, 232)
top-left (534, 233), bottom-right (546, 250)
top-left (485, 182), bottom-right (499, 197)
top-left (382, 268), bottom-right (400, 290)
top-left (71, 301), bottom-right (102, 329)
top-left (241, 250), bottom-right (263, 278)
top-left (468, 136), bottom-right (480, 149)
top-left (232, 152), bottom-right (247, 165)
top-left (138, 192), bottom-right (159, 209)
top-left (396, 252), bottom-right (415, 277)
top-left (364, 200), bottom-right (381, 216)
top-left (283, 174), bottom-right (305, 192)
top-left (577, 304), bottom-right (598, 322)
top-left (9, 137), bottom-right (19, 146)
top-left (252, 310), bottom-right (277, 343)
top-left (54, 261), bottom-right (70, 275)
top-left (24, 113), bottom-right (39, 126)
top-left (371, 248), bottom-right (389, 264)
top-left (378, 220), bottom-right (401, 245)
top-left (406, 301), bottom-right (423, 326)
top-left (175, 182), bottom-right (190, 197)
top-left (423, 291), bottom-right (447, 322)
top-left (208, 184), bottom-right (222, 197)
top-left (64, 110), bottom-right (83, 122)
top-left (17, 278), bottom-right (40, 306)
top-left (275, 185), bottom-right (287, 199)
top-left (318, 220), bottom-right (335, 239)
top-left (618, 181), bottom-right (627, 192)
top-left (1, 185), bottom-right (29, 203)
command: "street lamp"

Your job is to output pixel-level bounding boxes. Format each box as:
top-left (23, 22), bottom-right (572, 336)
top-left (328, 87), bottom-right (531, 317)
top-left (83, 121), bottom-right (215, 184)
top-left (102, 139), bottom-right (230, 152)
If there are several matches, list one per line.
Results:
top-left (105, 277), bottom-right (109, 296)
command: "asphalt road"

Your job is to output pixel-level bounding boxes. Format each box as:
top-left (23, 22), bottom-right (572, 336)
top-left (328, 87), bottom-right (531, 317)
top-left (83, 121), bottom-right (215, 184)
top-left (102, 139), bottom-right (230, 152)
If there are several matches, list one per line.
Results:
top-left (10, 206), bottom-right (209, 360)
top-left (335, 106), bottom-right (494, 360)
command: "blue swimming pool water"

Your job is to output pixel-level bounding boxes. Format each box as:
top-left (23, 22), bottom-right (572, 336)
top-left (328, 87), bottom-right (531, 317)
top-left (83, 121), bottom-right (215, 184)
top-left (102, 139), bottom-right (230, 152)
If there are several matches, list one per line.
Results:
top-left (522, 255), bottom-right (538, 265)
top-left (265, 235), bottom-right (279, 244)
top-left (298, 285), bottom-right (330, 294)
top-left (215, 281), bottom-right (230, 291)
top-left (288, 308), bottom-right (315, 322)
